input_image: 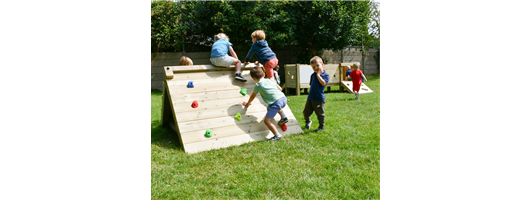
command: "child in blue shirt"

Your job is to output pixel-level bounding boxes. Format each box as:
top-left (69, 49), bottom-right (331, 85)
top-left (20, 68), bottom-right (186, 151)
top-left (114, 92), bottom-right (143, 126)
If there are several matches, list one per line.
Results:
top-left (210, 33), bottom-right (246, 82)
top-left (303, 56), bottom-right (329, 132)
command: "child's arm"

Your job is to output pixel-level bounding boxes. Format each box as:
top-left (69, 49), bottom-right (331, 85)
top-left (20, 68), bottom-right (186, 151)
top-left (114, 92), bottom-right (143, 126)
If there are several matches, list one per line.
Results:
top-left (316, 70), bottom-right (327, 86)
top-left (243, 92), bottom-right (258, 108)
top-left (244, 45), bottom-right (256, 64)
top-left (228, 46), bottom-right (238, 60)
top-left (362, 74), bottom-right (367, 82)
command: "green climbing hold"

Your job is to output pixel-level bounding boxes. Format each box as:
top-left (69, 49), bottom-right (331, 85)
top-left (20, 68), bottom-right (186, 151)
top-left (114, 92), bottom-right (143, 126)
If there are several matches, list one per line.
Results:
top-left (235, 113), bottom-right (241, 121)
top-left (204, 129), bottom-right (212, 138)
top-left (240, 88), bottom-right (247, 96)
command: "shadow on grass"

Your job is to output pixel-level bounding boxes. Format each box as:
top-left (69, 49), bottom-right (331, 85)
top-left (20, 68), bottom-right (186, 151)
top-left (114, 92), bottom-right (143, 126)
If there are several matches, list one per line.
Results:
top-left (151, 88), bottom-right (162, 94)
top-left (151, 120), bottom-right (184, 150)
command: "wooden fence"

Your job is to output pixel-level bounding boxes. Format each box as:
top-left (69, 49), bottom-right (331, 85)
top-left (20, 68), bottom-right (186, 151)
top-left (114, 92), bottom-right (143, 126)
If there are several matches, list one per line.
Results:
top-left (151, 47), bottom-right (379, 91)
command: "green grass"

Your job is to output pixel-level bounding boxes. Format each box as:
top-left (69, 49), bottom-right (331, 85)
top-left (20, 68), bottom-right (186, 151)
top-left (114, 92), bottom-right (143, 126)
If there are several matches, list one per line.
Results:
top-left (152, 75), bottom-right (380, 199)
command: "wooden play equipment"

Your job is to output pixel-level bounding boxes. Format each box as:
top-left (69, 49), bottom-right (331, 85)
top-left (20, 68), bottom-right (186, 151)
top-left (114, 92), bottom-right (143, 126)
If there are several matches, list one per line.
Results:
top-left (283, 63), bottom-right (341, 95)
top-left (283, 63), bottom-right (373, 95)
top-left (161, 64), bottom-right (303, 154)
top-left (339, 63), bottom-right (373, 94)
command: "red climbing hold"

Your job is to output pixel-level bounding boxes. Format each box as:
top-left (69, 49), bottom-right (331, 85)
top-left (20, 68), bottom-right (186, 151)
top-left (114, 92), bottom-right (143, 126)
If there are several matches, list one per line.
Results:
top-left (191, 100), bottom-right (199, 108)
top-left (281, 124), bottom-right (287, 131)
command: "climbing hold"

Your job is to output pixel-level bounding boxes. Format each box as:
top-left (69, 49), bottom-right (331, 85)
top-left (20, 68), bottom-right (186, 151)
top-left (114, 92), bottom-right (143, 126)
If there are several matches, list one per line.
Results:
top-left (240, 88), bottom-right (247, 96)
top-left (166, 67), bottom-right (170, 70)
top-left (191, 100), bottom-right (199, 108)
top-left (187, 81), bottom-right (194, 88)
top-left (281, 124), bottom-right (287, 131)
top-left (235, 113), bottom-right (241, 121)
top-left (204, 129), bottom-right (212, 137)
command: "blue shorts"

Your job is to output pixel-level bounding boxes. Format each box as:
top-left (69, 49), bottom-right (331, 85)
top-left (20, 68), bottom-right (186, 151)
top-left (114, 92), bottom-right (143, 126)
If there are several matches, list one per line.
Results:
top-left (266, 97), bottom-right (287, 118)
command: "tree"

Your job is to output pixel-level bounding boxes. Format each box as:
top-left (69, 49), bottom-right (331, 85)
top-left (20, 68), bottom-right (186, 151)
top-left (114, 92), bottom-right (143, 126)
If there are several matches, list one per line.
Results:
top-left (285, 1), bottom-right (371, 62)
top-left (151, 0), bottom-right (373, 57)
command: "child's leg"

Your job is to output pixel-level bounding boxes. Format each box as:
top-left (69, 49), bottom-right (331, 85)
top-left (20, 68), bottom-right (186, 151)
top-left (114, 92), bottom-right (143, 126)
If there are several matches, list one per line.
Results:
top-left (263, 58), bottom-right (278, 81)
top-left (314, 101), bottom-right (325, 128)
top-left (265, 99), bottom-right (284, 140)
top-left (264, 116), bottom-right (279, 136)
top-left (232, 59), bottom-right (242, 73)
top-left (303, 100), bottom-right (314, 122)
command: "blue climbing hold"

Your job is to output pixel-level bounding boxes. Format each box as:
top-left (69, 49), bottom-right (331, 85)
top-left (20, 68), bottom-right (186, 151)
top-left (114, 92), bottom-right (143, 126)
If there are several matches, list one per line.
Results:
top-left (187, 81), bottom-right (194, 88)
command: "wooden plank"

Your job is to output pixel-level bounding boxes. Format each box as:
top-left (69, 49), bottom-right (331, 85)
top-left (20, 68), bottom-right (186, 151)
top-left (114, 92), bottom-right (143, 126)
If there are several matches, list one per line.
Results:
top-left (171, 95), bottom-right (262, 113)
top-left (296, 64), bottom-right (300, 96)
top-left (166, 71), bottom-right (251, 86)
top-left (164, 66), bottom-right (174, 79)
top-left (164, 80), bottom-right (186, 147)
top-left (175, 97), bottom-right (296, 123)
top-left (168, 81), bottom-right (256, 95)
top-left (177, 105), bottom-right (297, 133)
top-left (183, 124), bottom-right (303, 154)
top-left (179, 115), bottom-right (300, 144)
top-left (340, 81), bottom-right (373, 94)
top-left (174, 98), bottom-right (270, 123)
top-left (170, 87), bottom-right (255, 104)
top-left (165, 63), bottom-right (260, 73)
top-left (171, 70), bottom-right (239, 81)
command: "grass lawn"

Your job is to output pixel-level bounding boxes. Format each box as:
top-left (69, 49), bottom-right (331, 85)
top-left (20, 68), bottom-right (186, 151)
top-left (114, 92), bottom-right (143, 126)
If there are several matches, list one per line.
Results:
top-left (151, 74), bottom-right (380, 199)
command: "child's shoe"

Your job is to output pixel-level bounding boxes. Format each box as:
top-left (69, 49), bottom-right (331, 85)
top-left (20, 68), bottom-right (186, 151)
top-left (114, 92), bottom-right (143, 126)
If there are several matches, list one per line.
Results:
top-left (278, 117), bottom-right (289, 126)
top-left (267, 135), bottom-right (282, 141)
top-left (305, 120), bottom-right (312, 129)
top-left (355, 92), bottom-right (359, 100)
top-left (313, 126), bottom-right (324, 132)
top-left (235, 72), bottom-right (247, 82)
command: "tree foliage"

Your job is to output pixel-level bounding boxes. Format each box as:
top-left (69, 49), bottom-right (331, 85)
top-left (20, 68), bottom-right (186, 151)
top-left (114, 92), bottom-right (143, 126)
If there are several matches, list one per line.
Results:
top-left (151, 0), bottom-right (372, 59)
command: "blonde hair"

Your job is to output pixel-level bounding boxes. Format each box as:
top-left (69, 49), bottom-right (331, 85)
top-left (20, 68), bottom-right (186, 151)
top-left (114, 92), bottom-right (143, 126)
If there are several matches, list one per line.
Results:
top-left (251, 30), bottom-right (266, 40)
top-left (180, 56), bottom-right (193, 66)
top-left (352, 62), bottom-right (360, 70)
top-left (214, 33), bottom-right (229, 41)
top-left (310, 56), bottom-right (324, 65)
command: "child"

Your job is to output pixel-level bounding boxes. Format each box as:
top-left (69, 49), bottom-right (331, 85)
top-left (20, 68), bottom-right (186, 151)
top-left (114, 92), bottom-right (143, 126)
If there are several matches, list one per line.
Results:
top-left (345, 65), bottom-right (353, 81)
top-left (244, 30), bottom-right (279, 84)
top-left (303, 56), bottom-right (330, 132)
top-left (349, 62), bottom-right (368, 100)
top-left (243, 66), bottom-right (289, 141)
top-left (273, 65), bottom-right (281, 85)
top-left (180, 56), bottom-right (193, 66)
top-left (210, 33), bottom-right (246, 82)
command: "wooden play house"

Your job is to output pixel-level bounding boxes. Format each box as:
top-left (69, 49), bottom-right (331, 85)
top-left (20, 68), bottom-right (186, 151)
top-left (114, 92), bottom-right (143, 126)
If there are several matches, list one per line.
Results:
top-left (283, 63), bottom-right (373, 95)
top-left (161, 64), bottom-right (303, 154)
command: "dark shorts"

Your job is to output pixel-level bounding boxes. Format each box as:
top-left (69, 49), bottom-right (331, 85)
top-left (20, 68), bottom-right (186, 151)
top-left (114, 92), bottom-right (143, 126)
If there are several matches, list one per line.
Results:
top-left (266, 96), bottom-right (287, 118)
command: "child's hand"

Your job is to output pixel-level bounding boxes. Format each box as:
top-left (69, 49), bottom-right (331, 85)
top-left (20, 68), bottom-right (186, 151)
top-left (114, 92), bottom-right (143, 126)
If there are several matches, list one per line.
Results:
top-left (243, 102), bottom-right (249, 107)
top-left (254, 61), bottom-right (259, 65)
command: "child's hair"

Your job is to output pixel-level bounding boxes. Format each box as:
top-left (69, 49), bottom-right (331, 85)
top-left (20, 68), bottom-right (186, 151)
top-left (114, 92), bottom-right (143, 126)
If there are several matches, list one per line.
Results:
top-left (214, 33), bottom-right (229, 41)
top-left (251, 30), bottom-right (266, 40)
top-left (310, 56), bottom-right (324, 65)
top-left (274, 65), bottom-right (280, 71)
top-left (352, 62), bottom-right (360, 70)
top-left (180, 56), bottom-right (193, 65)
top-left (250, 66), bottom-right (265, 79)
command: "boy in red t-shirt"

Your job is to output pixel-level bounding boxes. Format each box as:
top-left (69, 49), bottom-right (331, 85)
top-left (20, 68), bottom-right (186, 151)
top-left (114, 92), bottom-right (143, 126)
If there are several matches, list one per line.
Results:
top-left (349, 62), bottom-right (368, 100)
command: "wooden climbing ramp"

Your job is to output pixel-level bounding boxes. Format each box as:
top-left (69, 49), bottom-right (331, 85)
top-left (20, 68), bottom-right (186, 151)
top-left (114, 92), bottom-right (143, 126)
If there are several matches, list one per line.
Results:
top-left (161, 64), bottom-right (303, 154)
top-left (341, 81), bottom-right (374, 94)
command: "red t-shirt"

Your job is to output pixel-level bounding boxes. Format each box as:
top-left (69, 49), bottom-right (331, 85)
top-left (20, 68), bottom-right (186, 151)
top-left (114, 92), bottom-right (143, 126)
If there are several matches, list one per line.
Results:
top-left (349, 70), bottom-right (363, 85)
